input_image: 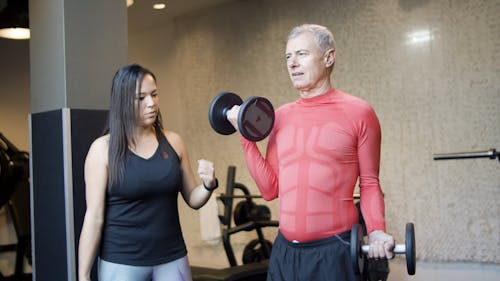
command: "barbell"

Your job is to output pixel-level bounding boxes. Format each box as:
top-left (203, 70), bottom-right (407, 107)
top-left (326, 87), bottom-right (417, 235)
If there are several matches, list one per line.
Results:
top-left (351, 222), bottom-right (416, 276)
top-left (208, 92), bottom-right (275, 141)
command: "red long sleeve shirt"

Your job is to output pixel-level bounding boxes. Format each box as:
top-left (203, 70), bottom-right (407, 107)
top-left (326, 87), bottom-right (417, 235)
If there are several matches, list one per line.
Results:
top-left (240, 89), bottom-right (386, 242)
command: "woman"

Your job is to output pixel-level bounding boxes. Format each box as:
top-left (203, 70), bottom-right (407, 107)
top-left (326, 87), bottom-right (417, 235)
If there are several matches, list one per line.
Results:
top-left (78, 64), bottom-right (218, 281)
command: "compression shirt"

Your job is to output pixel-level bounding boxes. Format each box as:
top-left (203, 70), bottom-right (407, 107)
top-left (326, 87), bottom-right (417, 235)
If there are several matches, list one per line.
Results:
top-left (240, 89), bottom-right (386, 242)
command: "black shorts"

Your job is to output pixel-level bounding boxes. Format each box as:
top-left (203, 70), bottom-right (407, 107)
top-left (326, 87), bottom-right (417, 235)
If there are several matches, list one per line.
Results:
top-left (267, 231), bottom-right (360, 281)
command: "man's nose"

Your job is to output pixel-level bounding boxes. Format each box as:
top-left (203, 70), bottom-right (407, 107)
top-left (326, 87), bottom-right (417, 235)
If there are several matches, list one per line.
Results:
top-left (288, 57), bottom-right (298, 68)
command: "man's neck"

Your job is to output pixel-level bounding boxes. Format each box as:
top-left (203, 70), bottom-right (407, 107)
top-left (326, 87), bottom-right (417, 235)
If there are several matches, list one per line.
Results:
top-left (299, 81), bottom-right (333, 99)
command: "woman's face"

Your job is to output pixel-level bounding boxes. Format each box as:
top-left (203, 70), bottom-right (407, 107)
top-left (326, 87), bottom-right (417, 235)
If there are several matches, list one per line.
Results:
top-left (135, 73), bottom-right (159, 127)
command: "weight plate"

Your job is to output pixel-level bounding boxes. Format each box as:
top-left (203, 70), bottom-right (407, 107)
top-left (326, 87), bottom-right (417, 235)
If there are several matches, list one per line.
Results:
top-left (351, 223), bottom-right (364, 275)
top-left (208, 92), bottom-right (243, 135)
top-left (406, 222), bottom-right (416, 275)
top-left (238, 96), bottom-right (275, 141)
top-left (233, 201), bottom-right (251, 227)
top-left (242, 238), bottom-right (273, 264)
top-left (251, 204), bottom-right (271, 221)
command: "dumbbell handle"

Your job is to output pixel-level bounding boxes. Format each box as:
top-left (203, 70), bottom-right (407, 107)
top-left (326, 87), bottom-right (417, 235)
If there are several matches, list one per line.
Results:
top-left (361, 244), bottom-right (406, 254)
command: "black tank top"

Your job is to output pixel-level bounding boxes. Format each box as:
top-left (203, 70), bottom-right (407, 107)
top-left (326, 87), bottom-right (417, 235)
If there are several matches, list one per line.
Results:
top-left (100, 133), bottom-right (187, 266)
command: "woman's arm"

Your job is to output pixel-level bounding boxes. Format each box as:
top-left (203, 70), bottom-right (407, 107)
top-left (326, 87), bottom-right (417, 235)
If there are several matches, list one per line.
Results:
top-left (166, 131), bottom-right (217, 209)
top-left (78, 137), bottom-right (109, 281)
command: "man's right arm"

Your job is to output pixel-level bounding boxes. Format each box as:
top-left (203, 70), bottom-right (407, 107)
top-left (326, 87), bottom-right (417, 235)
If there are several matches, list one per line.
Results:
top-left (227, 105), bottom-right (279, 200)
top-left (240, 135), bottom-right (279, 200)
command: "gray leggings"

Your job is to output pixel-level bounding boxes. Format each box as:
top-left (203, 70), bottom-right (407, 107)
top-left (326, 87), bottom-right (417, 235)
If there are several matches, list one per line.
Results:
top-left (98, 256), bottom-right (192, 281)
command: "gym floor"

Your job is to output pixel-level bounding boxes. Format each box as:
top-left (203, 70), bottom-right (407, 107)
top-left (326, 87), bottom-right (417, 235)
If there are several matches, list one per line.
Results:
top-left (0, 273), bottom-right (31, 281)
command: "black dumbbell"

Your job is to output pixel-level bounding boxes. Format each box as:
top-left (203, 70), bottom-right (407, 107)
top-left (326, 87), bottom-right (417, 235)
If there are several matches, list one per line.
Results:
top-left (208, 92), bottom-right (275, 142)
top-left (351, 222), bottom-right (416, 276)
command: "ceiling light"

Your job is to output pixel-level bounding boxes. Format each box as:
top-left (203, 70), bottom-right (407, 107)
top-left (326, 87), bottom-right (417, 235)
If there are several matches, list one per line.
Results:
top-left (0, 0), bottom-right (30, 40)
top-left (153, 3), bottom-right (166, 10)
top-left (127, 0), bottom-right (134, 7)
top-left (0, 28), bottom-right (30, 40)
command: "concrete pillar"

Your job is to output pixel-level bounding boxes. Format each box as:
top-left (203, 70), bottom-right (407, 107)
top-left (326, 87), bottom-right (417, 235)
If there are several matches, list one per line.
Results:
top-left (28, 0), bottom-right (127, 280)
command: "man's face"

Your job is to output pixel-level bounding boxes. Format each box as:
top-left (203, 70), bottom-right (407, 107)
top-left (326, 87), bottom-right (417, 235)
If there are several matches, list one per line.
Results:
top-left (285, 32), bottom-right (330, 93)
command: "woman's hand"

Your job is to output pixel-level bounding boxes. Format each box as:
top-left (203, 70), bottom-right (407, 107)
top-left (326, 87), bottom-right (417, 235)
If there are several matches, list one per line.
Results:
top-left (197, 159), bottom-right (217, 190)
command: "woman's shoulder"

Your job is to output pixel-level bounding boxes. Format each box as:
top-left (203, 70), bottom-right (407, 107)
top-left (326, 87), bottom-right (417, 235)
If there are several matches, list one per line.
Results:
top-left (162, 130), bottom-right (185, 158)
top-left (89, 134), bottom-right (110, 154)
top-left (94, 134), bottom-right (110, 145)
top-left (85, 134), bottom-right (109, 165)
top-left (163, 130), bottom-right (186, 148)
top-left (163, 130), bottom-right (182, 143)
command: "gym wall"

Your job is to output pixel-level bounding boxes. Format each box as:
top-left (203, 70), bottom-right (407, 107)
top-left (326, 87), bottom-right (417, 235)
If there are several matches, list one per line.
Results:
top-left (0, 36), bottom-right (30, 277)
top-left (0, 39), bottom-right (30, 151)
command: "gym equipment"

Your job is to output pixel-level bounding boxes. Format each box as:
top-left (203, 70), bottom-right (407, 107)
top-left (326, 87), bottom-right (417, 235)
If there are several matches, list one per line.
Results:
top-left (191, 166), bottom-right (278, 281)
top-left (242, 239), bottom-right (273, 264)
top-left (433, 148), bottom-right (499, 163)
top-left (351, 223), bottom-right (416, 276)
top-left (233, 200), bottom-right (271, 227)
top-left (0, 133), bottom-right (29, 209)
top-left (191, 261), bottom-right (268, 281)
top-left (365, 259), bottom-right (390, 281)
top-left (0, 133), bottom-right (32, 280)
top-left (208, 92), bottom-right (275, 141)
top-left (218, 166), bottom-right (277, 266)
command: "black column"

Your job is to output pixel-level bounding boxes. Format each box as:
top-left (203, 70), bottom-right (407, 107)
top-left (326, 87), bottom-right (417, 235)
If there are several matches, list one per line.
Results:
top-left (30, 110), bottom-right (66, 280)
top-left (30, 109), bottom-right (107, 280)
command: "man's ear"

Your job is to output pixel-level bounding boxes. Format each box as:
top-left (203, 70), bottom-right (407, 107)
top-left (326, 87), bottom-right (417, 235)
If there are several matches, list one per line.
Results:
top-left (324, 49), bottom-right (335, 67)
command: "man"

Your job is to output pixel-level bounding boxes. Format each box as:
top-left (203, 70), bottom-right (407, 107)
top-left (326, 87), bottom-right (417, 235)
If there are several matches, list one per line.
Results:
top-left (227, 24), bottom-right (394, 281)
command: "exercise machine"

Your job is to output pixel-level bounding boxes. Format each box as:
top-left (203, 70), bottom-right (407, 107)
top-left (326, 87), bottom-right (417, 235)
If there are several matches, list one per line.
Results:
top-left (0, 133), bottom-right (31, 280)
top-left (191, 166), bottom-right (278, 281)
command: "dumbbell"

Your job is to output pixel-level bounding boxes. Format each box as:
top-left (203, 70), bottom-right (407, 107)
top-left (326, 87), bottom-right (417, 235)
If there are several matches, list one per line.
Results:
top-left (208, 92), bottom-right (275, 141)
top-left (351, 223), bottom-right (416, 276)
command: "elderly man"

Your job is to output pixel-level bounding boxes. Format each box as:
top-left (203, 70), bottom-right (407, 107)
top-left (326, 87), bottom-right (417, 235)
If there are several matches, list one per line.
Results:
top-left (227, 24), bottom-right (394, 281)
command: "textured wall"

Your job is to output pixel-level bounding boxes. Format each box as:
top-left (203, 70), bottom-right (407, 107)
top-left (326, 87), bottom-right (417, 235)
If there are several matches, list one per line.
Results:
top-left (0, 39), bottom-right (30, 150)
top-left (0, 37), bottom-right (30, 275)
top-left (128, 0), bottom-right (500, 267)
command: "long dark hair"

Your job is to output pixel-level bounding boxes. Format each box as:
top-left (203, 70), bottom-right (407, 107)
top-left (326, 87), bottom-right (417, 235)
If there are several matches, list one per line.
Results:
top-left (105, 64), bottom-right (165, 188)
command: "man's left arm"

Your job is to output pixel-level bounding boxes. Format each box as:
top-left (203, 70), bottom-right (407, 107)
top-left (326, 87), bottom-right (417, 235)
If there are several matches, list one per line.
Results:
top-left (357, 105), bottom-right (395, 259)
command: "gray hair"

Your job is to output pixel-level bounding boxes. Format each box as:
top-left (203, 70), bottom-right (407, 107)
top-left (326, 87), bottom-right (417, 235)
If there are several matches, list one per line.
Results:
top-left (287, 24), bottom-right (336, 54)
